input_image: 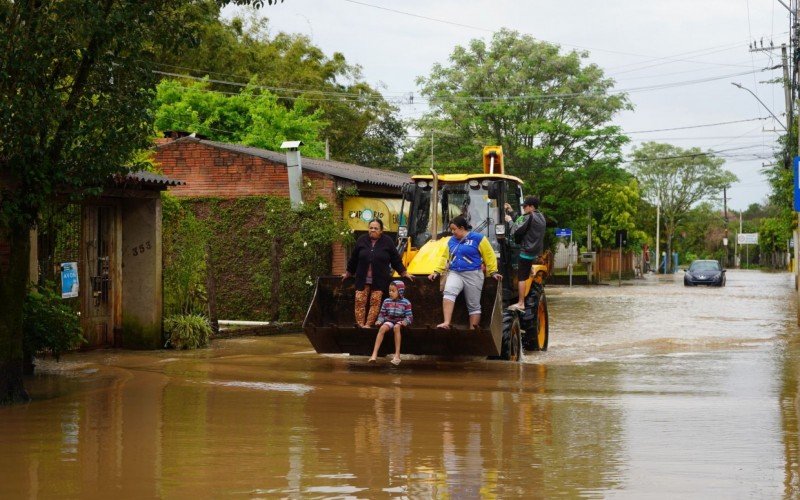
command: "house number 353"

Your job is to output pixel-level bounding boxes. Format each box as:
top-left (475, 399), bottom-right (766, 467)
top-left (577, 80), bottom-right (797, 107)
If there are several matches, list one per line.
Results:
top-left (132, 241), bottom-right (151, 256)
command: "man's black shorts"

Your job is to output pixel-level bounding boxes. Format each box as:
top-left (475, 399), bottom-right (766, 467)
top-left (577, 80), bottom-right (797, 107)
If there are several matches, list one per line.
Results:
top-left (518, 255), bottom-right (537, 281)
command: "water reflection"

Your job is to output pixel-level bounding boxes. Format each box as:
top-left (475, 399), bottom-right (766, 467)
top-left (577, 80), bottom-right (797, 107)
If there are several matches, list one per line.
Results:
top-left (0, 352), bottom-right (626, 498)
top-left (2, 270), bottom-right (799, 497)
top-left (780, 333), bottom-right (800, 499)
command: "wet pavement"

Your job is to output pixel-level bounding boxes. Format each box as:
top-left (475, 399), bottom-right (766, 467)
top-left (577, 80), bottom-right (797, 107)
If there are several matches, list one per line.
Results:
top-left (2, 269), bottom-right (799, 498)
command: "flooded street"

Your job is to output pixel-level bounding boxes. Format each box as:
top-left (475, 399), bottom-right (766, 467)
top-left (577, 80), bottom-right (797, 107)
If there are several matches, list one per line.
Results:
top-left (2, 269), bottom-right (800, 498)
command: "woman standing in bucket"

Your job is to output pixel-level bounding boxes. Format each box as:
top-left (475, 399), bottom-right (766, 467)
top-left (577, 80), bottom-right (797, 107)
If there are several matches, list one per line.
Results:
top-left (342, 219), bottom-right (413, 328)
top-left (427, 215), bottom-right (502, 330)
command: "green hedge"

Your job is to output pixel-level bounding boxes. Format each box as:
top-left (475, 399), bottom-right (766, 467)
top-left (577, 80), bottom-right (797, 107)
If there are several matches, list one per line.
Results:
top-left (163, 194), bottom-right (351, 322)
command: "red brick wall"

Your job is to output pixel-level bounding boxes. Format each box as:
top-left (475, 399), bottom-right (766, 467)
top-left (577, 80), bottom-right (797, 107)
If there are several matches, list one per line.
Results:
top-left (332, 243), bottom-right (346, 275)
top-left (155, 141), bottom-right (291, 198)
top-left (155, 139), bottom-right (344, 271)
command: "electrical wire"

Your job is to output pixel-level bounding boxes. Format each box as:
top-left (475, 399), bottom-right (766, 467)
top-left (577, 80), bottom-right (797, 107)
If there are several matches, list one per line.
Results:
top-left (153, 64), bottom-right (779, 105)
top-left (624, 117), bottom-right (769, 134)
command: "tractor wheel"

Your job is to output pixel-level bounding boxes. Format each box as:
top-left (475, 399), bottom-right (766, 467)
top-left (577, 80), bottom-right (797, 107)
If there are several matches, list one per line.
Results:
top-left (501, 310), bottom-right (523, 362)
top-left (529, 293), bottom-right (549, 351)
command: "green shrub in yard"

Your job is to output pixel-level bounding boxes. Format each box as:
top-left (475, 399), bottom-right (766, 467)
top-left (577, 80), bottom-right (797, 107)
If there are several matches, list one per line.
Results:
top-left (162, 193), bottom-right (210, 316)
top-left (23, 282), bottom-right (85, 362)
top-left (164, 314), bottom-right (212, 349)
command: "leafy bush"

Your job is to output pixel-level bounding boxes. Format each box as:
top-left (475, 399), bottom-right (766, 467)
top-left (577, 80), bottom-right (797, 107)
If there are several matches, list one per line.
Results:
top-left (23, 283), bottom-right (85, 361)
top-left (164, 314), bottom-right (212, 350)
top-left (162, 193), bottom-right (210, 315)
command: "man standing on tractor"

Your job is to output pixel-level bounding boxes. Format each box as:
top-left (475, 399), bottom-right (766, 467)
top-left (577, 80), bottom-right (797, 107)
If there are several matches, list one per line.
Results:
top-left (506, 196), bottom-right (546, 312)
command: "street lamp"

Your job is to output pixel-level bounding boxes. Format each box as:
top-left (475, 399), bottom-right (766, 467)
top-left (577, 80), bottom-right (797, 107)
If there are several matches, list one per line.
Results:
top-left (730, 82), bottom-right (787, 131)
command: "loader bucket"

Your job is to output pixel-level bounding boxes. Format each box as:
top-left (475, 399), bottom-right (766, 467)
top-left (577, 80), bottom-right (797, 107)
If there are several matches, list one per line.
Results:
top-left (303, 276), bottom-right (504, 357)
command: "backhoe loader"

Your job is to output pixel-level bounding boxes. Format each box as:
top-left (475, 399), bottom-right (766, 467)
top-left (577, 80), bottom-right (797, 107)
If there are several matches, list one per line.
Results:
top-left (304, 146), bottom-right (549, 361)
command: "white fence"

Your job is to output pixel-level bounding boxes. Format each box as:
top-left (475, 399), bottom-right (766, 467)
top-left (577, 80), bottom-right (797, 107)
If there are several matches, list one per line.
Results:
top-left (553, 241), bottom-right (578, 269)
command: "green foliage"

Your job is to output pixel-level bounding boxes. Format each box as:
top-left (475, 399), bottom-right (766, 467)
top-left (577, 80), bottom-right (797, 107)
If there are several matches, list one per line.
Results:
top-left (759, 217), bottom-right (793, 252)
top-left (671, 202), bottom-right (729, 260)
top-left (23, 283), bottom-right (84, 361)
top-left (762, 141), bottom-right (796, 253)
top-left (152, 9), bottom-right (402, 166)
top-left (406, 28), bottom-right (633, 244)
top-left (162, 193), bottom-right (210, 315)
top-left (164, 314), bottom-right (212, 350)
top-left (629, 142), bottom-right (738, 271)
top-left (592, 178), bottom-right (647, 248)
top-left (165, 195), bottom-right (351, 321)
top-left (0, 0), bottom-right (265, 399)
top-left (347, 112), bottom-right (407, 169)
top-left (154, 79), bottom-right (327, 156)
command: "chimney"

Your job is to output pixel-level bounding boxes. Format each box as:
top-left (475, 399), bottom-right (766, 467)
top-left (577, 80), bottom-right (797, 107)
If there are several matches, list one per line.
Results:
top-left (280, 141), bottom-right (304, 208)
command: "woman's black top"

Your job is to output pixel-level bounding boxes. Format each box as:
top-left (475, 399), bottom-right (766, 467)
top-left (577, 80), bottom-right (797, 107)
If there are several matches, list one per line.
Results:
top-left (346, 234), bottom-right (407, 293)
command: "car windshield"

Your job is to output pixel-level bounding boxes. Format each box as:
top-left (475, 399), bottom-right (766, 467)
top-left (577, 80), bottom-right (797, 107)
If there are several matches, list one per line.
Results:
top-left (689, 261), bottom-right (720, 272)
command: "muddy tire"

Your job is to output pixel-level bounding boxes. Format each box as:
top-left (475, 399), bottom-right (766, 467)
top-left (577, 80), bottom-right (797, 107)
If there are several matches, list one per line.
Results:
top-left (533, 294), bottom-right (549, 351)
top-left (501, 311), bottom-right (523, 362)
top-left (522, 291), bottom-right (549, 351)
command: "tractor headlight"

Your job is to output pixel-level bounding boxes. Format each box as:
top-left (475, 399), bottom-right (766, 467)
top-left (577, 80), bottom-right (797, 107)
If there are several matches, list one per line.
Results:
top-left (398, 226), bottom-right (408, 238)
top-left (494, 224), bottom-right (506, 237)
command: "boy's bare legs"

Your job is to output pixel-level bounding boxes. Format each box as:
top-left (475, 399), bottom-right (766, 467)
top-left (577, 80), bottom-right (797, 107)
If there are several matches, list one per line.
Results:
top-left (370, 324), bottom-right (390, 361)
top-left (392, 324), bottom-right (402, 364)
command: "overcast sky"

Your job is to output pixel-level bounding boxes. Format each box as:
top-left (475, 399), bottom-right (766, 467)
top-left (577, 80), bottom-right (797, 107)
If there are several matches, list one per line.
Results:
top-left (225, 0), bottom-right (790, 211)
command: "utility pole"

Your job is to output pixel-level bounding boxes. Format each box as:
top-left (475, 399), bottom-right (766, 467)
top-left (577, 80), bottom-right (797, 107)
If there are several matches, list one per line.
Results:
top-left (723, 187), bottom-right (729, 267)
top-left (587, 209), bottom-right (593, 284)
top-left (795, 1), bottom-right (800, 323)
top-left (430, 129), bottom-right (434, 171)
top-left (739, 211), bottom-right (743, 268)
top-left (783, 44), bottom-right (793, 134)
top-left (655, 197), bottom-right (661, 275)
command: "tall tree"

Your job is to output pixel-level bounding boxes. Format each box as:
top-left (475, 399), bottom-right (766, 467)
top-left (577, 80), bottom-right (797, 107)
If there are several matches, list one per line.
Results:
top-left (406, 29), bottom-right (633, 240)
top-left (629, 142), bottom-right (738, 272)
top-left (153, 8), bottom-right (402, 167)
top-left (0, 0), bottom-right (263, 405)
top-left (154, 79), bottom-right (327, 156)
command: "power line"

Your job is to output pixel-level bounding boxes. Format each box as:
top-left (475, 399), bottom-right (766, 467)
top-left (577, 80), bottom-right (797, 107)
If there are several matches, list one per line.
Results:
top-left (340, 0), bottom-right (785, 71)
top-left (624, 117), bottom-right (769, 134)
top-left (153, 64), bottom-right (778, 105)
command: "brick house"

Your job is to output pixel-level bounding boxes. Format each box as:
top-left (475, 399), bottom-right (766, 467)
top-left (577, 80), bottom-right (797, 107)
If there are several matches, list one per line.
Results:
top-left (153, 136), bottom-right (411, 273)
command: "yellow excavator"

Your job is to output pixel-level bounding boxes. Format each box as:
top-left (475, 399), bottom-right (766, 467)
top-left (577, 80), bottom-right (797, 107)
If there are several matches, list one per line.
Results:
top-left (304, 146), bottom-right (549, 361)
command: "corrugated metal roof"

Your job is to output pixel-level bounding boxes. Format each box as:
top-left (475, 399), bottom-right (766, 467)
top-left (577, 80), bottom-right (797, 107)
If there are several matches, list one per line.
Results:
top-left (161, 137), bottom-right (411, 189)
top-left (117, 170), bottom-right (185, 188)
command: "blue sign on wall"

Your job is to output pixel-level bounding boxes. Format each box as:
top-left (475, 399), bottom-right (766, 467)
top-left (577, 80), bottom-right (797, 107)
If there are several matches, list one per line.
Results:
top-left (555, 228), bottom-right (572, 238)
top-left (794, 156), bottom-right (800, 211)
top-left (61, 262), bottom-right (79, 299)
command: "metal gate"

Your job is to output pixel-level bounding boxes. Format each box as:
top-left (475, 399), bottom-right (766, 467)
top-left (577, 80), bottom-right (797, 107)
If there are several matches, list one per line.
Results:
top-left (82, 204), bottom-right (120, 347)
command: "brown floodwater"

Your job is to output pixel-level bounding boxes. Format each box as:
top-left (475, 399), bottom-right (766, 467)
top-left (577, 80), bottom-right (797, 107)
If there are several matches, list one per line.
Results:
top-left (2, 270), bottom-right (800, 498)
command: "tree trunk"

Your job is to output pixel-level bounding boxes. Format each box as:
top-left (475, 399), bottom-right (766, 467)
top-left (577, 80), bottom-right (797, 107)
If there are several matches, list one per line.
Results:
top-left (0, 221), bottom-right (31, 404)
top-left (664, 223), bottom-right (676, 274)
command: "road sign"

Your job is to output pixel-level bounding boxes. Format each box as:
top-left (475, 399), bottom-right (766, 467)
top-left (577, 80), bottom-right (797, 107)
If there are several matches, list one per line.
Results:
top-left (555, 228), bottom-right (572, 238)
top-left (737, 233), bottom-right (758, 245)
top-left (615, 229), bottom-right (628, 247)
top-left (794, 156), bottom-right (800, 211)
